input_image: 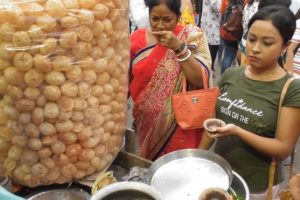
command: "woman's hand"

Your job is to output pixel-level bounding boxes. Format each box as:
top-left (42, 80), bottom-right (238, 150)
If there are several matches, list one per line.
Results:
top-left (206, 124), bottom-right (238, 138)
top-left (152, 30), bottom-right (181, 50)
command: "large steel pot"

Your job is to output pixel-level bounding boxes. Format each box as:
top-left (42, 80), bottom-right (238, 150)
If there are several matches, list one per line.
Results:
top-left (230, 171), bottom-right (250, 200)
top-left (91, 181), bottom-right (164, 200)
top-left (148, 149), bottom-right (233, 200)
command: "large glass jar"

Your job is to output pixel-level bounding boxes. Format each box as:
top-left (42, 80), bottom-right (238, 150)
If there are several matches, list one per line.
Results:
top-left (0, 0), bottom-right (129, 187)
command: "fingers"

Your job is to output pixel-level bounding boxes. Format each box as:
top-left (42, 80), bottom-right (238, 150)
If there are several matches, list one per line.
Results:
top-left (152, 31), bottom-right (167, 36)
top-left (206, 132), bottom-right (223, 139)
top-left (152, 31), bottom-right (167, 44)
top-left (205, 124), bottom-right (236, 138)
top-left (213, 133), bottom-right (222, 138)
top-left (152, 31), bottom-right (180, 49)
top-left (205, 130), bottom-right (217, 139)
top-left (152, 31), bottom-right (172, 40)
top-left (204, 127), bottom-right (223, 139)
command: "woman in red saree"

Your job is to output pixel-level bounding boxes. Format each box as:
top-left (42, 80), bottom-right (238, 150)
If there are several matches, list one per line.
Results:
top-left (130, 0), bottom-right (211, 160)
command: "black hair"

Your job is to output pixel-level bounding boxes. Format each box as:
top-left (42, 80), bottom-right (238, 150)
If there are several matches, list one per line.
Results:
top-left (229, 0), bottom-right (243, 6)
top-left (247, 0), bottom-right (256, 5)
top-left (248, 5), bottom-right (296, 45)
top-left (258, 0), bottom-right (291, 9)
top-left (145, 0), bottom-right (181, 17)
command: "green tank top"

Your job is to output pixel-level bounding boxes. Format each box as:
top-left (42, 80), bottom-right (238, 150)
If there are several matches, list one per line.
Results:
top-left (214, 67), bottom-right (300, 192)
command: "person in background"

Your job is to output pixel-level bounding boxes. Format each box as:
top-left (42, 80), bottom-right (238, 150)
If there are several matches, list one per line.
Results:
top-left (199, 6), bottom-right (300, 199)
top-left (199, 0), bottom-right (222, 71)
top-left (194, 0), bottom-right (203, 26)
top-left (220, 0), bottom-right (229, 14)
top-left (285, 9), bottom-right (300, 78)
top-left (237, 0), bottom-right (260, 66)
top-left (129, 0), bottom-right (150, 31)
top-left (216, 0), bottom-right (229, 64)
top-left (130, 0), bottom-right (211, 160)
top-left (220, 0), bottom-right (244, 74)
top-left (180, 0), bottom-right (195, 25)
top-left (258, 0), bottom-right (291, 10)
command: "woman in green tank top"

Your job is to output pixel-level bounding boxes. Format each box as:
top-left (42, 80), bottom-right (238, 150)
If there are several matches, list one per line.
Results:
top-left (199, 6), bottom-right (300, 199)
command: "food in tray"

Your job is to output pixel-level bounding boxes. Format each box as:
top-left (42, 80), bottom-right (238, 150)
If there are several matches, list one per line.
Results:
top-left (199, 187), bottom-right (232, 200)
top-left (91, 171), bottom-right (117, 195)
top-left (228, 187), bottom-right (244, 200)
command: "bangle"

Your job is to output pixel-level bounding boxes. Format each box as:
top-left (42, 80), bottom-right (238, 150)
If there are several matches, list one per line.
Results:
top-left (174, 43), bottom-right (186, 54)
top-left (176, 45), bottom-right (187, 57)
top-left (177, 49), bottom-right (191, 62)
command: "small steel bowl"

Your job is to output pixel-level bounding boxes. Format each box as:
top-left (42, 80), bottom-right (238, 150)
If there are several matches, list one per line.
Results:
top-left (203, 118), bottom-right (226, 134)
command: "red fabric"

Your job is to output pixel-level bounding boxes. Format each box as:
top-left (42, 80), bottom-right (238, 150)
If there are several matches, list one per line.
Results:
top-left (162, 127), bottom-right (203, 154)
top-left (130, 43), bottom-right (167, 101)
top-left (130, 29), bottom-right (147, 58)
top-left (220, 0), bottom-right (229, 15)
top-left (129, 26), bottom-right (183, 101)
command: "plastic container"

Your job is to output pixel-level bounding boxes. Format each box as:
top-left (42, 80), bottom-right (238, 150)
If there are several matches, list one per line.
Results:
top-left (0, 0), bottom-right (129, 187)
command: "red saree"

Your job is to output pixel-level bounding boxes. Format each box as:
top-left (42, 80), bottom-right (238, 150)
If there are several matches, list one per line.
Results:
top-left (130, 24), bottom-right (211, 160)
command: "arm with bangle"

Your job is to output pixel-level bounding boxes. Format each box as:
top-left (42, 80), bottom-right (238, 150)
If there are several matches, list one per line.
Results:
top-left (173, 42), bottom-right (205, 88)
top-left (153, 29), bottom-right (210, 88)
top-left (175, 43), bottom-right (192, 62)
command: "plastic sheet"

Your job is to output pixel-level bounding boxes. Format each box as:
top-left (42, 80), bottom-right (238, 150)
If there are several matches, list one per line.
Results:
top-left (0, 0), bottom-right (129, 187)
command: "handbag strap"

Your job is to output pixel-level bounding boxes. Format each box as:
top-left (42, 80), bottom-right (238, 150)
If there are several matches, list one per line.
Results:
top-left (267, 77), bottom-right (295, 200)
top-left (182, 67), bottom-right (209, 94)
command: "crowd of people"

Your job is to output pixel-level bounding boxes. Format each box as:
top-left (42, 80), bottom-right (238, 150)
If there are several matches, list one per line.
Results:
top-left (128, 0), bottom-right (300, 199)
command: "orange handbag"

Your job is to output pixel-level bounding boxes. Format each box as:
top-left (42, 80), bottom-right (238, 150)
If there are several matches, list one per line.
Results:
top-left (172, 73), bottom-right (219, 130)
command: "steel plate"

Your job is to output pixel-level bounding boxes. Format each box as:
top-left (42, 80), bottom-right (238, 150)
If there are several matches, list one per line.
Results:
top-left (148, 149), bottom-right (232, 200)
top-left (91, 182), bottom-right (164, 200)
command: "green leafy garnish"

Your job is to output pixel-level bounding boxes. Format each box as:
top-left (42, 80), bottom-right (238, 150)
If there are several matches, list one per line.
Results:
top-left (228, 188), bottom-right (244, 200)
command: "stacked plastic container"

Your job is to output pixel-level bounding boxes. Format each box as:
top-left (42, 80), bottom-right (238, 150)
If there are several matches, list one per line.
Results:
top-left (0, 0), bottom-right (129, 187)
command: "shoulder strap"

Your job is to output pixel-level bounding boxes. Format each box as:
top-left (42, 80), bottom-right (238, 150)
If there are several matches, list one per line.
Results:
top-left (182, 66), bottom-right (209, 93)
top-left (277, 77), bottom-right (295, 116)
top-left (267, 77), bottom-right (295, 200)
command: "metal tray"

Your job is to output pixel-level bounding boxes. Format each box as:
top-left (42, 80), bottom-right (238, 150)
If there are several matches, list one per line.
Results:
top-left (148, 149), bottom-right (233, 200)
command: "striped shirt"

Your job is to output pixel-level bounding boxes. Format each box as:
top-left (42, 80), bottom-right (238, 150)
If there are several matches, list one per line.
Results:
top-left (291, 19), bottom-right (300, 78)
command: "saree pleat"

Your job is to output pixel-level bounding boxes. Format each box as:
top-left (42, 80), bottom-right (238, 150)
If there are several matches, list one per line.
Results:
top-left (134, 49), bottom-right (182, 159)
